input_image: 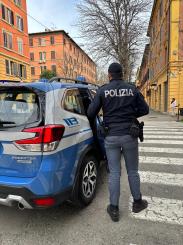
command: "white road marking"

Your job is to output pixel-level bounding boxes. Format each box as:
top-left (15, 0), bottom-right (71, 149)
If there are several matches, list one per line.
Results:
top-left (140, 171), bottom-right (183, 187)
top-left (144, 129), bottom-right (183, 132)
top-left (139, 156), bottom-right (183, 166)
top-left (130, 196), bottom-right (183, 226)
top-left (141, 140), bottom-right (183, 145)
top-left (139, 147), bottom-right (183, 154)
top-left (143, 131), bottom-right (181, 135)
top-left (144, 135), bottom-right (183, 139)
top-left (145, 126), bottom-right (183, 128)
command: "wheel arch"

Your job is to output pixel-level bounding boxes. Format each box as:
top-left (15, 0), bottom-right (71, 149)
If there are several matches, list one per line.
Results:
top-left (70, 143), bottom-right (99, 203)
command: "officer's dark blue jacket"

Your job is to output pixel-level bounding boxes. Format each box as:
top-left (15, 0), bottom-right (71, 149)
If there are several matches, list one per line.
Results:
top-left (87, 79), bottom-right (149, 136)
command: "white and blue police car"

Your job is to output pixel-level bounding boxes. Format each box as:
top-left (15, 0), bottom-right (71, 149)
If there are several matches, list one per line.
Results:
top-left (0, 77), bottom-right (105, 209)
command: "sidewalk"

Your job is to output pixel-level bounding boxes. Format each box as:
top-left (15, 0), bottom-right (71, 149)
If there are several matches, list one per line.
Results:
top-left (143, 110), bottom-right (183, 123)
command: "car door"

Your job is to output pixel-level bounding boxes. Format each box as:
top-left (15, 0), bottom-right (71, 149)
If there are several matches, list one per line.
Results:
top-left (63, 88), bottom-right (93, 147)
top-left (78, 88), bottom-right (106, 159)
top-left (58, 88), bottom-right (93, 187)
top-left (0, 85), bottom-right (44, 178)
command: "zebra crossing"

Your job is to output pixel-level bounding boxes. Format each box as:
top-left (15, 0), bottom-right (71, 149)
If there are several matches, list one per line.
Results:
top-left (130, 122), bottom-right (183, 226)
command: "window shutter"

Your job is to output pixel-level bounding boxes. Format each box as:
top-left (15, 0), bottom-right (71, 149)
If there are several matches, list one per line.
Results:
top-left (17, 64), bottom-right (21, 77)
top-left (5, 60), bottom-right (10, 75)
top-left (21, 18), bottom-right (24, 31)
top-left (11, 11), bottom-right (14, 25)
top-left (31, 67), bottom-right (35, 75)
top-left (2, 5), bottom-right (5, 20)
top-left (14, 63), bottom-right (18, 76)
top-left (9, 34), bottom-right (13, 49)
top-left (23, 66), bottom-right (27, 79)
top-left (51, 51), bottom-right (56, 60)
top-left (3, 32), bottom-right (7, 47)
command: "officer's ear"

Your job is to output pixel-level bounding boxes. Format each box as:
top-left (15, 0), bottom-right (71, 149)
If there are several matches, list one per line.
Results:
top-left (108, 73), bottom-right (112, 81)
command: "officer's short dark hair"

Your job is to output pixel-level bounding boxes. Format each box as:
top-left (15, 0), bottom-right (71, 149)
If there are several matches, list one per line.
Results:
top-left (108, 63), bottom-right (123, 79)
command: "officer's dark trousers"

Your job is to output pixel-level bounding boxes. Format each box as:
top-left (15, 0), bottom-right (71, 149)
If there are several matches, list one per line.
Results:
top-left (105, 135), bottom-right (141, 206)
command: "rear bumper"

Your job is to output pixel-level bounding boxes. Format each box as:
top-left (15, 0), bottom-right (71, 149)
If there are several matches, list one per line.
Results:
top-left (0, 185), bottom-right (72, 209)
top-left (0, 194), bottom-right (32, 209)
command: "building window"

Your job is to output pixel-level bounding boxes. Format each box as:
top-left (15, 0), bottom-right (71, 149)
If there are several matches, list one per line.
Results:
top-left (10, 61), bottom-right (18, 76)
top-left (159, 1), bottom-right (163, 20)
top-left (29, 38), bottom-right (33, 47)
top-left (16, 15), bottom-right (24, 31)
top-left (18, 64), bottom-right (27, 78)
top-left (38, 38), bottom-right (46, 46)
top-left (17, 38), bottom-right (23, 55)
top-left (5, 60), bottom-right (11, 75)
top-left (51, 65), bottom-right (56, 73)
top-left (51, 51), bottom-right (56, 60)
top-left (40, 66), bottom-right (47, 74)
top-left (1, 5), bottom-right (14, 25)
top-left (70, 43), bottom-right (72, 51)
top-left (39, 52), bottom-right (46, 62)
top-left (50, 36), bottom-right (55, 45)
top-left (31, 67), bottom-right (35, 76)
top-left (14, 0), bottom-right (22, 7)
top-left (5, 59), bottom-right (26, 78)
top-left (30, 52), bottom-right (34, 61)
top-left (3, 31), bottom-right (13, 49)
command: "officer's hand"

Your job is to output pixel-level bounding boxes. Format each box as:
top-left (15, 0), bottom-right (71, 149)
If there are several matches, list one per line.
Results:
top-left (129, 123), bottom-right (140, 138)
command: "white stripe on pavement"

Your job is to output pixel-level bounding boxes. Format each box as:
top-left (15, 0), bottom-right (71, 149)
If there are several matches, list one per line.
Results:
top-left (144, 135), bottom-right (183, 139)
top-left (141, 140), bottom-right (183, 145)
top-left (130, 196), bottom-right (183, 226)
top-left (144, 131), bottom-right (181, 135)
top-left (144, 129), bottom-right (183, 132)
top-left (140, 171), bottom-right (183, 187)
top-left (145, 126), bottom-right (183, 128)
top-left (144, 127), bottom-right (183, 130)
top-left (139, 147), bottom-right (183, 154)
top-left (139, 156), bottom-right (183, 166)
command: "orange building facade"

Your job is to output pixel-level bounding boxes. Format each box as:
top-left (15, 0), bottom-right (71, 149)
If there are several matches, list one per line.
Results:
top-left (29, 30), bottom-right (97, 83)
top-left (0, 0), bottom-right (30, 82)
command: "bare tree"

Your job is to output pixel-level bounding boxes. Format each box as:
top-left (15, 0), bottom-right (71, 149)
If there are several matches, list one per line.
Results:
top-left (96, 67), bottom-right (108, 85)
top-left (77, 0), bottom-right (151, 81)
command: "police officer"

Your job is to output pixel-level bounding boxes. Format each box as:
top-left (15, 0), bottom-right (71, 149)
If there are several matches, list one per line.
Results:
top-left (87, 63), bottom-right (149, 222)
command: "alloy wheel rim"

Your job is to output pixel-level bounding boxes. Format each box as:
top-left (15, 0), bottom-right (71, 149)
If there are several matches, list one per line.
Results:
top-left (82, 160), bottom-right (97, 199)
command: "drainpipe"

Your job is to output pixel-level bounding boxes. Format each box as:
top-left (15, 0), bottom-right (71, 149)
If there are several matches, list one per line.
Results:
top-left (166, 0), bottom-right (171, 112)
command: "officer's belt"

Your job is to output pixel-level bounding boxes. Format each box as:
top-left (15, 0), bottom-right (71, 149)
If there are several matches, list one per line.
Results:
top-left (108, 122), bottom-right (132, 128)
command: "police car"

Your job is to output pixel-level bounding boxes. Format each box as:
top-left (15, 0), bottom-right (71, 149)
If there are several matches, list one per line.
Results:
top-left (0, 77), bottom-right (105, 209)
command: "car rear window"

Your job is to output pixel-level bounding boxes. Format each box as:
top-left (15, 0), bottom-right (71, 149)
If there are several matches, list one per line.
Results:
top-left (0, 88), bottom-right (40, 128)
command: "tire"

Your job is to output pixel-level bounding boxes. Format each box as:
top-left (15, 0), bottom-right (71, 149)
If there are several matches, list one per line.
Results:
top-left (78, 154), bottom-right (98, 206)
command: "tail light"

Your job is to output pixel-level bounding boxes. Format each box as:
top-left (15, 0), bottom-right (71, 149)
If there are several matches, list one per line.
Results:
top-left (32, 197), bottom-right (56, 207)
top-left (14, 125), bottom-right (65, 152)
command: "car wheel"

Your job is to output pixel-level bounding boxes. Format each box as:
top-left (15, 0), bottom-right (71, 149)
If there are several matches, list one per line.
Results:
top-left (78, 154), bottom-right (98, 206)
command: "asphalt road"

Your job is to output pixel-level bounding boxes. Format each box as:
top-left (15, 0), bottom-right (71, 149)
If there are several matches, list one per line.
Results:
top-left (0, 112), bottom-right (183, 245)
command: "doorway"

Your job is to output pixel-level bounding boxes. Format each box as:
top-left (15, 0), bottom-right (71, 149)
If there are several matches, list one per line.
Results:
top-left (164, 81), bottom-right (168, 112)
top-left (159, 85), bottom-right (161, 111)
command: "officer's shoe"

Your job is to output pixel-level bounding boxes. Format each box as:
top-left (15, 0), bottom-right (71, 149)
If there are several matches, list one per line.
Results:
top-left (132, 198), bottom-right (148, 213)
top-left (107, 204), bottom-right (119, 222)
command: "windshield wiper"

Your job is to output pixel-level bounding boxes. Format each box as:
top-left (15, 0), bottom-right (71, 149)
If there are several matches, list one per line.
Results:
top-left (0, 121), bottom-right (16, 128)
top-left (0, 121), bottom-right (16, 125)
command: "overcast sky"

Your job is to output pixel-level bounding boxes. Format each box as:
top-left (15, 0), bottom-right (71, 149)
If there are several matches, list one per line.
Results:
top-left (26, 0), bottom-right (79, 38)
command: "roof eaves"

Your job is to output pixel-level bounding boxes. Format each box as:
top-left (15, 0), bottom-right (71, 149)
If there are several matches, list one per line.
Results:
top-left (147, 0), bottom-right (158, 37)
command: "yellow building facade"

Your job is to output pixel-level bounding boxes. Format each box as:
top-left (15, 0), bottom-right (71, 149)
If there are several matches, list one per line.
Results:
top-left (139, 0), bottom-right (183, 113)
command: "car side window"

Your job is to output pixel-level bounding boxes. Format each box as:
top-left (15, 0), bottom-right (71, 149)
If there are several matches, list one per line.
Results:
top-left (90, 89), bottom-right (103, 117)
top-left (63, 89), bottom-right (85, 115)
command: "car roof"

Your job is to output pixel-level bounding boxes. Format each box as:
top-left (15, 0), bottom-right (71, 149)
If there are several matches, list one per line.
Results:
top-left (0, 81), bottom-right (98, 93)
